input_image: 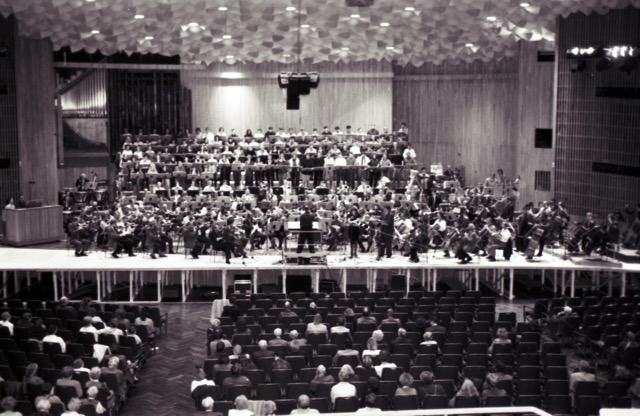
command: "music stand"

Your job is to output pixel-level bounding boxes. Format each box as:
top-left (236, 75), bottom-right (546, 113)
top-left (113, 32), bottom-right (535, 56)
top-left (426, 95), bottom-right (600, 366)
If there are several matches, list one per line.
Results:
top-left (315, 187), bottom-right (329, 196)
top-left (273, 187), bottom-right (284, 196)
top-left (155, 190), bottom-right (169, 198)
top-left (248, 186), bottom-right (260, 196)
top-left (187, 189), bottom-right (199, 198)
top-left (296, 187), bottom-right (306, 195)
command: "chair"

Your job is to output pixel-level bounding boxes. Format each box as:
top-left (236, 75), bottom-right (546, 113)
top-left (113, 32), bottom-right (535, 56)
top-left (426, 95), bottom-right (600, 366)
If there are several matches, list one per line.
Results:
top-left (485, 395), bottom-right (512, 407)
top-left (381, 366), bottom-right (404, 382)
top-left (54, 384), bottom-right (80, 404)
top-left (309, 397), bottom-right (330, 413)
top-left (423, 394), bottom-right (449, 409)
top-left (317, 344), bottom-right (338, 358)
top-left (314, 382), bottom-right (336, 400)
top-left (516, 379), bottom-right (541, 397)
top-left (311, 355), bottom-right (332, 369)
top-left (213, 400), bottom-right (234, 415)
top-left (576, 395), bottom-right (601, 416)
top-left (435, 366), bottom-right (459, 385)
top-left (389, 354), bottom-right (411, 372)
top-left (517, 366), bottom-right (540, 380)
top-left (54, 354), bottom-right (74, 369)
top-left (464, 366), bottom-right (486, 382)
top-left (307, 333), bottom-right (328, 350)
top-left (441, 354), bottom-right (463, 370)
top-left (78, 404), bottom-right (97, 416)
top-left (299, 368), bottom-right (317, 383)
top-left (516, 394), bottom-right (541, 407)
top-left (574, 381), bottom-right (599, 405)
top-left (545, 366), bottom-right (569, 381)
top-left (334, 396), bottom-right (360, 412)
top-left (14, 401), bottom-right (33, 416)
top-left (226, 384), bottom-right (251, 401)
top-left (286, 382), bottom-right (309, 399)
top-left (603, 381), bottom-right (628, 406)
top-left (453, 395), bottom-right (480, 408)
top-left (257, 383), bottom-right (281, 400)
top-left (394, 394), bottom-right (419, 410)
top-left (271, 369), bottom-right (293, 390)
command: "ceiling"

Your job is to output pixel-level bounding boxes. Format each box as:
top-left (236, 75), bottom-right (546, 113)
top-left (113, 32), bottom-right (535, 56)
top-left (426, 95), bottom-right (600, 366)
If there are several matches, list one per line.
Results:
top-left (0, 0), bottom-right (638, 66)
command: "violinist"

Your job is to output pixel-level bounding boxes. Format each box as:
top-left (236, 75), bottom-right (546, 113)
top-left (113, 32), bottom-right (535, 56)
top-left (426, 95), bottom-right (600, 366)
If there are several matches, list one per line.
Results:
top-left (346, 205), bottom-right (362, 259)
top-left (408, 220), bottom-right (429, 263)
top-left (145, 218), bottom-right (167, 259)
top-left (68, 216), bottom-right (91, 257)
top-left (568, 212), bottom-right (597, 253)
top-left (376, 205), bottom-right (394, 260)
top-left (428, 212), bottom-right (448, 248)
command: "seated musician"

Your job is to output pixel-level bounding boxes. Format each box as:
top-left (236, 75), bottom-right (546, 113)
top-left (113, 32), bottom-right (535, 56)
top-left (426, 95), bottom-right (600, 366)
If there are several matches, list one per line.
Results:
top-left (107, 219), bottom-right (137, 258)
top-left (68, 216), bottom-right (91, 257)
top-left (486, 221), bottom-right (513, 262)
top-left (76, 173), bottom-right (89, 191)
top-left (428, 212), bottom-right (448, 247)
top-left (145, 217), bottom-right (167, 259)
top-left (456, 224), bottom-right (479, 264)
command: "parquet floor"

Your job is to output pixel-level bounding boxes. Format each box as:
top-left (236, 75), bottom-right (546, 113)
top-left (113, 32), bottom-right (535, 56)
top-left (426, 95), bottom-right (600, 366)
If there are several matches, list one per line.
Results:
top-left (122, 303), bottom-right (210, 416)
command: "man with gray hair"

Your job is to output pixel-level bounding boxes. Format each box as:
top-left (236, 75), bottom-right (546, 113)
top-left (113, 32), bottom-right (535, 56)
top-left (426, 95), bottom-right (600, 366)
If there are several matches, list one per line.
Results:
top-left (309, 365), bottom-right (334, 395)
top-left (269, 328), bottom-right (288, 347)
top-left (201, 396), bottom-right (224, 415)
top-left (291, 394), bottom-right (319, 414)
top-left (82, 385), bottom-right (108, 414)
top-left (251, 339), bottom-right (275, 364)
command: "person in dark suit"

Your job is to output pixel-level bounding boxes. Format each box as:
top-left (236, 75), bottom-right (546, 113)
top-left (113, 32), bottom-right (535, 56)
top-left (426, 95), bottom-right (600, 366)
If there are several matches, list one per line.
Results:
top-left (297, 206), bottom-right (317, 254)
top-left (376, 205), bottom-right (394, 260)
top-left (251, 340), bottom-right (275, 365)
top-left (222, 296), bottom-right (240, 322)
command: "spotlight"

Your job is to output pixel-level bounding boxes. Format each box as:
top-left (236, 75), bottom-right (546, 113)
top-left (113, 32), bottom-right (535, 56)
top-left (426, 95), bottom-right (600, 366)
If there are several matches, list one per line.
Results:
top-left (570, 59), bottom-right (586, 73)
top-left (596, 57), bottom-right (613, 72)
top-left (619, 57), bottom-right (637, 75)
top-left (278, 72), bottom-right (291, 88)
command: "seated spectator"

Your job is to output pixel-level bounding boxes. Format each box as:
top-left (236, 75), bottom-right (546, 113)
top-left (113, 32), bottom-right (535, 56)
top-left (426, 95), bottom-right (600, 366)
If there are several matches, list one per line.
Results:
top-left (569, 360), bottom-right (596, 394)
top-left (34, 396), bottom-right (51, 416)
top-left (82, 386), bottom-right (107, 414)
top-left (379, 309), bottom-right (400, 328)
top-left (101, 356), bottom-right (127, 401)
top-left (420, 331), bottom-right (440, 352)
top-left (356, 308), bottom-right (377, 328)
top-left (79, 317), bottom-right (98, 341)
top-left (362, 332), bottom-right (383, 359)
top-left (209, 341), bottom-right (227, 360)
top-left (356, 393), bottom-right (381, 413)
top-left (330, 365), bottom-right (357, 405)
top-left (61, 397), bottom-right (83, 416)
top-left (228, 395), bottom-right (253, 416)
top-left (290, 394), bottom-right (318, 414)
top-left (449, 378), bottom-right (480, 407)
top-left (395, 372), bottom-right (417, 397)
top-left (356, 356), bottom-right (378, 381)
top-left (271, 352), bottom-right (292, 371)
top-left (16, 312), bottom-right (33, 329)
top-left (23, 362), bottom-right (45, 392)
top-left (417, 370), bottom-right (445, 399)
top-left (251, 340), bottom-right (275, 364)
top-left (134, 307), bottom-right (156, 348)
top-left (56, 366), bottom-right (83, 398)
top-left (287, 330), bottom-right (306, 354)
top-left (229, 345), bottom-right (250, 362)
top-left (263, 401), bottom-right (276, 416)
top-left (277, 301), bottom-right (298, 323)
top-left (212, 354), bottom-right (232, 380)
top-left (43, 324), bottom-right (66, 353)
top-left (268, 328), bottom-right (287, 347)
top-left (333, 338), bottom-right (360, 366)
top-left (192, 366), bottom-right (215, 393)
top-left (485, 360), bottom-right (513, 388)
top-left (73, 359), bottom-right (90, 375)
top-left (330, 316), bottom-right (351, 335)
top-left (488, 327), bottom-right (511, 354)
top-left (222, 364), bottom-right (251, 398)
top-left (306, 314), bottom-right (328, 335)
top-left (201, 396), bottom-right (224, 415)
top-left (481, 373), bottom-right (508, 406)
top-left (374, 350), bottom-right (396, 378)
top-left (309, 365), bottom-right (334, 395)
top-left (0, 397), bottom-right (20, 416)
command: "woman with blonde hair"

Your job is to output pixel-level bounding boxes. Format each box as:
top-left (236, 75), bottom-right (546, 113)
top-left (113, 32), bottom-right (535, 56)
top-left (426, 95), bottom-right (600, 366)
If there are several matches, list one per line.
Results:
top-left (449, 378), bottom-right (480, 408)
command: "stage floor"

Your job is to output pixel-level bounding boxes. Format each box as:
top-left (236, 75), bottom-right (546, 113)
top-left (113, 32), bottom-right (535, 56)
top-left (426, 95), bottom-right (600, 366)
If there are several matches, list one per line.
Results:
top-left (0, 244), bottom-right (639, 272)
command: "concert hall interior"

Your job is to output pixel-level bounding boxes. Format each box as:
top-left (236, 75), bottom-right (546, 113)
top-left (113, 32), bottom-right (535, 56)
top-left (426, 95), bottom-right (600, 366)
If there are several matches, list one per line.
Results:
top-left (0, 1), bottom-right (639, 416)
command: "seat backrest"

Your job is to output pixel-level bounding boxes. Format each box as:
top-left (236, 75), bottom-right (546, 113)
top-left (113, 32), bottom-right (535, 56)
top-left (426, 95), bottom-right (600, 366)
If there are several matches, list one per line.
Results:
top-left (334, 396), bottom-right (360, 412)
top-left (394, 394), bottom-right (419, 410)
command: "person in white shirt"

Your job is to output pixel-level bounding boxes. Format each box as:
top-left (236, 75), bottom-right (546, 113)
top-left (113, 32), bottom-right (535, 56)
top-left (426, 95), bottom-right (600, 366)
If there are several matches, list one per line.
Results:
top-left (0, 312), bottom-right (14, 336)
top-left (403, 144), bottom-right (417, 164)
top-left (43, 324), bottom-right (66, 353)
top-left (330, 365), bottom-right (357, 405)
top-left (78, 316), bottom-right (99, 341)
top-left (486, 221), bottom-right (513, 261)
top-left (374, 350), bottom-right (397, 378)
top-left (229, 395), bottom-right (254, 416)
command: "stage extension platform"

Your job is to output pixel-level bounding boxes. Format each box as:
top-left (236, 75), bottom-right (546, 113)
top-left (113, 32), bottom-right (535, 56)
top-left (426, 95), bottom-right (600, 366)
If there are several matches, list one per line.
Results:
top-left (0, 245), bottom-right (638, 303)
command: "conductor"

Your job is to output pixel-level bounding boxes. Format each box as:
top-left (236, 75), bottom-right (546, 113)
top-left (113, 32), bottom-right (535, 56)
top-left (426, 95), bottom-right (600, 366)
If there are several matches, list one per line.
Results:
top-left (297, 205), bottom-right (317, 253)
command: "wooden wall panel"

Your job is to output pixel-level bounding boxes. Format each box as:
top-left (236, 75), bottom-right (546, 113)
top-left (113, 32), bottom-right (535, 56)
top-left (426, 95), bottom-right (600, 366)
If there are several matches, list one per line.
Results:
top-left (555, 8), bottom-right (640, 218)
top-left (0, 15), bottom-right (20, 209)
top-left (393, 63), bottom-right (519, 187)
top-left (515, 40), bottom-right (555, 206)
top-left (14, 31), bottom-right (58, 204)
top-left (181, 60), bottom-right (392, 134)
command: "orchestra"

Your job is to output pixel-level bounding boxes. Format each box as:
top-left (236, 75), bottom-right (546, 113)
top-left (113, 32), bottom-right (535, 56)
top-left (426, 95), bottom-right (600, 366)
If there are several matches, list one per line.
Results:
top-left (54, 127), bottom-right (637, 264)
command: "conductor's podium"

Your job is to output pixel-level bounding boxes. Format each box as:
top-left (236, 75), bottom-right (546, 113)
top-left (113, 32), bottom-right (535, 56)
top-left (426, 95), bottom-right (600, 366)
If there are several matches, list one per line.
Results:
top-left (284, 221), bottom-right (327, 265)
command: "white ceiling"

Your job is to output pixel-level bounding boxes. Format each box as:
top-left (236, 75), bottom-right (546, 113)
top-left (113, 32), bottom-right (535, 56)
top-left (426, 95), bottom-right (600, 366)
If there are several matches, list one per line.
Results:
top-left (1, 0), bottom-right (638, 66)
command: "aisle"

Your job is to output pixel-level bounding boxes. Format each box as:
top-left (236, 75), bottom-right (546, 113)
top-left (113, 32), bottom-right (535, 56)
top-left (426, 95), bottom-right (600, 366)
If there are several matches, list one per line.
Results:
top-left (122, 303), bottom-right (210, 416)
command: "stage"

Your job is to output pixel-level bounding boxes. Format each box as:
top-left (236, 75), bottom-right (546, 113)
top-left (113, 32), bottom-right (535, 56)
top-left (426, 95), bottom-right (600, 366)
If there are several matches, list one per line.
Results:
top-left (0, 243), bottom-right (638, 304)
